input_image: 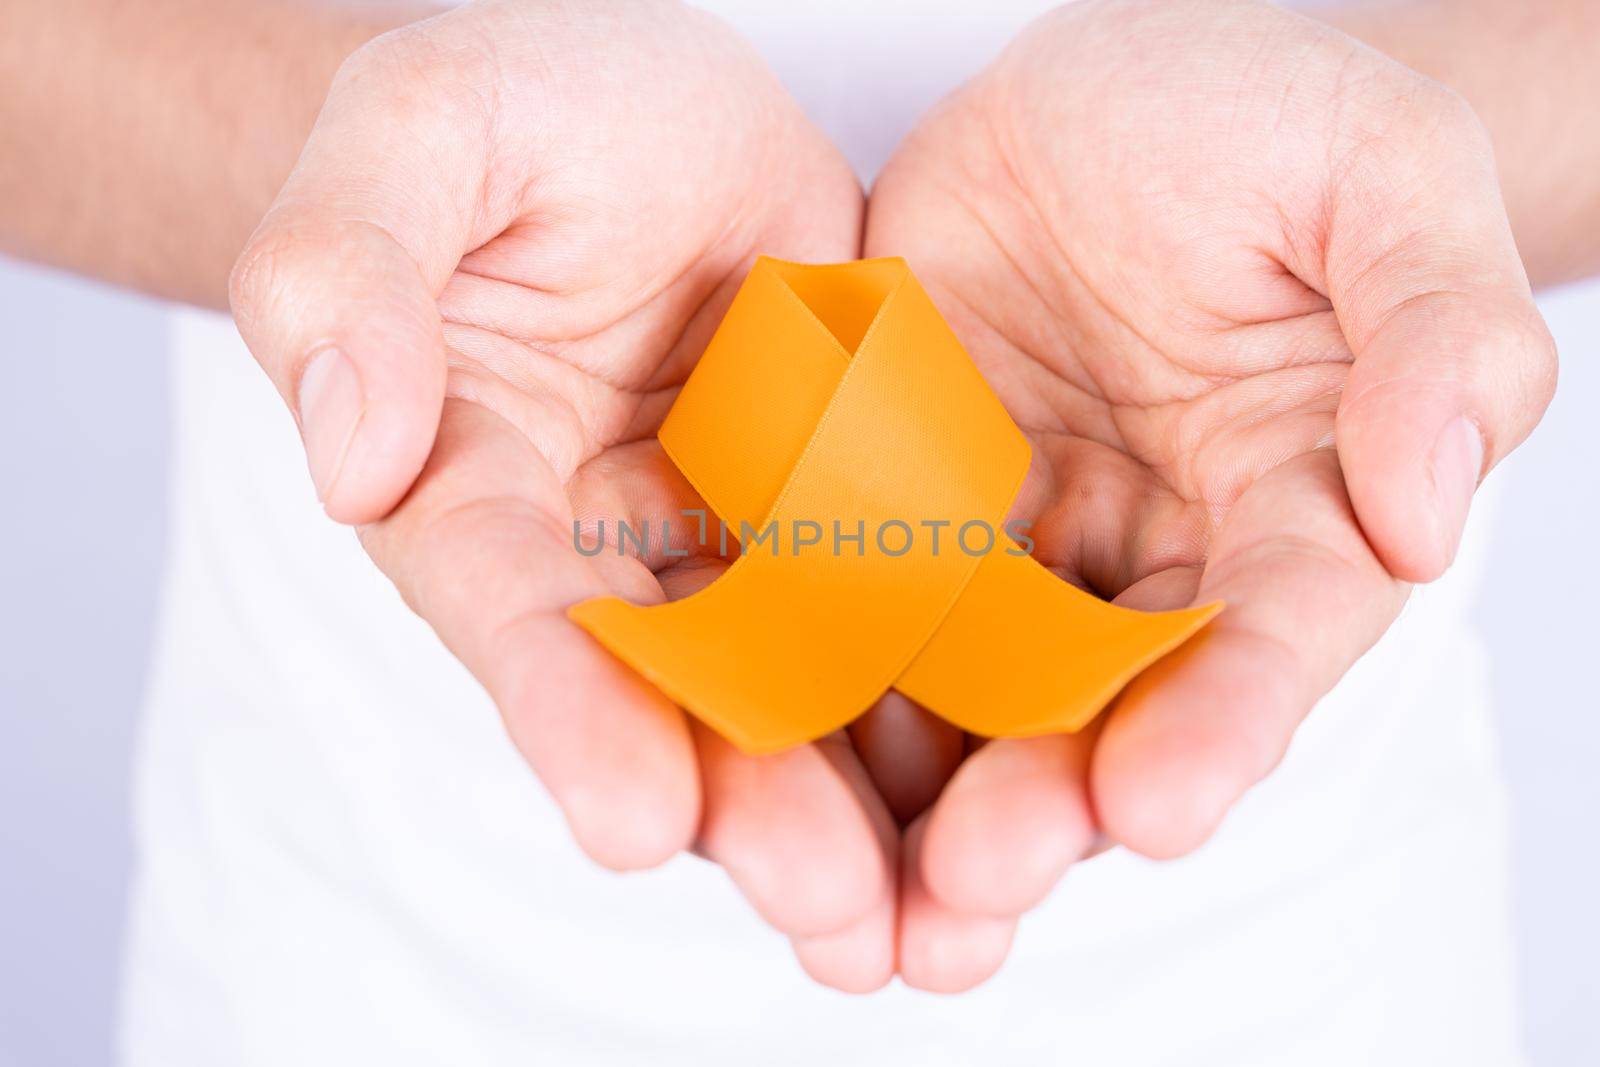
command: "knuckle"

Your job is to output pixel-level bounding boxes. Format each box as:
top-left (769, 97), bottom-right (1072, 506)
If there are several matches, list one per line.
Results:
top-left (228, 225), bottom-right (302, 329)
top-left (1397, 79), bottom-right (1493, 163)
top-left (1514, 310), bottom-right (1560, 411)
top-left (1459, 300), bottom-right (1559, 402)
top-left (1427, 84), bottom-right (1489, 142)
top-left (1334, 71), bottom-right (1492, 193)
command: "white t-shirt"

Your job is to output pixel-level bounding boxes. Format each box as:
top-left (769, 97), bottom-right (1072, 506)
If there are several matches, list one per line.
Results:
top-left (120, 3), bottom-right (1524, 1064)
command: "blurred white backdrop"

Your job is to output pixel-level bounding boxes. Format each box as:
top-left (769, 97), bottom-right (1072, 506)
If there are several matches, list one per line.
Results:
top-left (0, 258), bottom-right (1595, 1066)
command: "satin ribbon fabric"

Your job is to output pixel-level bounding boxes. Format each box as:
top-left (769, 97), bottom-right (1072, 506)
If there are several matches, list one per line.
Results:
top-left (570, 257), bottom-right (1220, 754)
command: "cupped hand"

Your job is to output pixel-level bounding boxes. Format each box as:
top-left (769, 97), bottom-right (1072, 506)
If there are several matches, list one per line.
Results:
top-left (230, 0), bottom-right (897, 992)
top-left (860, 0), bottom-right (1556, 990)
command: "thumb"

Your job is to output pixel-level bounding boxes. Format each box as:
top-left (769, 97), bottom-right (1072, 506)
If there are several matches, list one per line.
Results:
top-left (228, 29), bottom-right (494, 524)
top-left (1327, 102), bottom-right (1558, 583)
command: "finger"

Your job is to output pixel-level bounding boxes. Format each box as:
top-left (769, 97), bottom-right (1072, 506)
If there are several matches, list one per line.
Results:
top-left (917, 730), bottom-right (1099, 918)
top-left (230, 26), bottom-right (501, 523)
top-left (910, 566), bottom-right (1193, 918)
top-left (359, 399), bottom-right (699, 870)
top-left (1092, 451), bottom-right (1406, 859)
top-left (601, 495), bottom-right (895, 989)
top-left (567, 439), bottom-right (737, 582)
top-left (1320, 98), bottom-right (1557, 582)
top-left (847, 692), bottom-right (965, 826)
top-left (898, 815), bottom-right (1016, 994)
top-left (790, 890), bottom-right (896, 995)
top-left (694, 726), bottom-right (890, 942)
top-left (789, 735), bottom-right (900, 994)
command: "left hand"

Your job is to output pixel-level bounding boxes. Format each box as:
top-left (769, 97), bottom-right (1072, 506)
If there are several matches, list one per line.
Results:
top-left (858, 0), bottom-right (1556, 991)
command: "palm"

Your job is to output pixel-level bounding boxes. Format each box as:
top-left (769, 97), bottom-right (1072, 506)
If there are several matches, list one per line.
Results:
top-left (428, 172), bottom-right (852, 613)
top-left (868, 69), bottom-right (1367, 619)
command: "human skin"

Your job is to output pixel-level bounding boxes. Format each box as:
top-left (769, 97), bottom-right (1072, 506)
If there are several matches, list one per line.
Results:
top-left (2, 0), bottom-right (1598, 998)
top-left (0, 0), bottom-right (441, 305)
top-left (231, 0), bottom-right (921, 992)
top-left (1314, 0), bottom-right (1600, 288)
top-left (860, 0), bottom-right (1589, 991)
top-left (4, 0), bottom-right (901, 993)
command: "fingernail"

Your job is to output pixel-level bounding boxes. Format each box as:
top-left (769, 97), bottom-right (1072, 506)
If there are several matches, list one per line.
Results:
top-left (296, 347), bottom-right (363, 503)
top-left (1430, 415), bottom-right (1484, 563)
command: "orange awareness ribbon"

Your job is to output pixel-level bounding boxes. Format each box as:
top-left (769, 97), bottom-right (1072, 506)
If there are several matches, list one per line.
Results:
top-left (570, 257), bottom-right (1220, 754)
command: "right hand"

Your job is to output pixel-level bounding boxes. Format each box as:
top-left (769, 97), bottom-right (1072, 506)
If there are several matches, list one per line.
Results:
top-left (230, 0), bottom-right (895, 992)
